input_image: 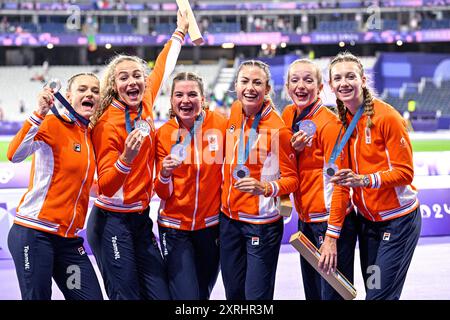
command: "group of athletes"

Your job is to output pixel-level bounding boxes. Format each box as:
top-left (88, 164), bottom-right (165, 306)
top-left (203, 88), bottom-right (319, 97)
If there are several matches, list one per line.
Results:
top-left (6, 10), bottom-right (421, 301)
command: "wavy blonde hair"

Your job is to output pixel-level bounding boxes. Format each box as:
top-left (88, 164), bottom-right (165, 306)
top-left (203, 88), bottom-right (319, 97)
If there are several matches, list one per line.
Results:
top-left (90, 55), bottom-right (150, 126)
top-left (329, 52), bottom-right (375, 129)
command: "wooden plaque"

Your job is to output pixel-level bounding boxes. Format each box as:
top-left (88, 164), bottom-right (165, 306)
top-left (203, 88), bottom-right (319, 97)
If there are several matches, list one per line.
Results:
top-left (289, 231), bottom-right (357, 300)
top-left (176, 0), bottom-right (205, 45)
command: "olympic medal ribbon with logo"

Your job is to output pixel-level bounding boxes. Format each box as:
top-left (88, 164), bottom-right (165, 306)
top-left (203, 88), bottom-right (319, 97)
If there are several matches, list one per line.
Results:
top-left (170, 111), bottom-right (205, 162)
top-left (232, 107), bottom-right (263, 180)
top-left (326, 105), bottom-right (364, 177)
top-left (124, 103), bottom-right (145, 134)
top-left (291, 99), bottom-right (321, 136)
top-left (47, 78), bottom-right (90, 127)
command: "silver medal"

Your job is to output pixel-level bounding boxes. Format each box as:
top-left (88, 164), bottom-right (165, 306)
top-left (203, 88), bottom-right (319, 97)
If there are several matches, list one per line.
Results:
top-left (325, 163), bottom-right (339, 177)
top-left (297, 120), bottom-right (317, 137)
top-left (170, 144), bottom-right (187, 162)
top-left (48, 78), bottom-right (62, 92)
top-left (233, 165), bottom-right (250, 180)
top-left (135, 119), bottom-right (150, 137)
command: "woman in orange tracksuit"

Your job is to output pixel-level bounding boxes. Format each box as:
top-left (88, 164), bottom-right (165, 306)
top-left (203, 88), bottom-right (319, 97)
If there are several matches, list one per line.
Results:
top-left (281, 59), bottom-right (357, 300)
top-left (220, 60), bottom-right (299, 300)
top-left (321, 52), bottom-right (421, 300)
top-left (86, 11), bottom-right (188, 300)
top-left (7, 73), bottom-right (103, 300)
top-left (154, 72), bottom-right (227, 300)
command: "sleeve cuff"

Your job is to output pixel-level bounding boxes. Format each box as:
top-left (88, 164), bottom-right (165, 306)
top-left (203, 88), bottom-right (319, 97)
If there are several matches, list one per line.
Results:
top-left (269, 181), bottom-right (279, 197)
top-left (172, 30), bottom-right (186, 43)
top-left (325, 224), bottom-right (342, 239)
top-left (369, 173), bottom-right (381, 189)
top-left (158, 172), bottom-right (172, 184)
top-left (115, 158), bottom-right (132, 174)
top-left (28, 112), bottom-right (44, 126)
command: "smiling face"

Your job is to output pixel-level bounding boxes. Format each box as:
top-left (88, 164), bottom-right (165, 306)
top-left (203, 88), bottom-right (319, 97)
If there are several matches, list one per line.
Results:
top-left (171, 80), bottom-right (204, 129)
top-left (329, 61), bottom-right (366, 111)
top-left (114, 60), bottom-right (145, 109)
top-left (66, 74), bottom-right (100, 119)
top-left (235, 65), bottom-right (270, 116)
top-left (286, 62), bottom-right (323, 109)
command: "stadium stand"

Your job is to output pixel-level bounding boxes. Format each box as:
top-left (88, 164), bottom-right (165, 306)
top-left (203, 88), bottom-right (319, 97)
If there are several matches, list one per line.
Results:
top-left (384, 78), bottom-right (450, 114)
top-left (0, 65), bottom-right (101, 121)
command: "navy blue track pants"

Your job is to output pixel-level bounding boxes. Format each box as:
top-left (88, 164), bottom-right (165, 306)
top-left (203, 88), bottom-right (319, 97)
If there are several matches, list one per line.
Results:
top-left (219, 212), bottom-right (283, 300)
top-left (298, 210), bottom-right (358, 300)
top-left (8, 223), bottom-right (103, 300)
top-left (87, 205), bottom-right (170, 300)
top-left (159, 225), bottom-right (220, 300)
top-left (357, 207), bottom-right (421, 300)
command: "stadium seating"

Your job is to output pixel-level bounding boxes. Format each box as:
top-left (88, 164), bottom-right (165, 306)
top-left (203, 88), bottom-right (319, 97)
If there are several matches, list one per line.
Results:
top-left (315, 20), bottom-right (359, 33)
top-left (0, 65), bottom-right (101, 121)
top-left (1, 56), bottom-right (449, 123)
top-left (154, 63), bottom-right (223, 118)
top-left (384, 78), bottom-right (450, 114)
top-left (421, 19), bottom-right (450, 30)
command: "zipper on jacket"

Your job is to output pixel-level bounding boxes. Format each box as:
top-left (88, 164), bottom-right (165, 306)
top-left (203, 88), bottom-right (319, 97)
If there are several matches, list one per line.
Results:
top-left (191, 128), bottom-right (201, 230)
top-left (353, 125), bottom-right (375, 221)
top-left (66, 129), bottom-right (90, 237)
top-left (227, 116), bottom-right (247, 217)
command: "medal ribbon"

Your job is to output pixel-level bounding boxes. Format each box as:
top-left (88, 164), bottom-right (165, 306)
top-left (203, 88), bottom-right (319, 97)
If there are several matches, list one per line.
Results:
top-left (174, 111), bottom-right (205, 149)
top-left (292, 99), bottom-right (321, 132)
top-left (237, 106), bottom-right (263, 165)
top-left (124, 102), bottom-right (143, 134)
top-left (328, 105), bottom-right (364, 165)
top-left (53, 92), bottom-right (90, 127)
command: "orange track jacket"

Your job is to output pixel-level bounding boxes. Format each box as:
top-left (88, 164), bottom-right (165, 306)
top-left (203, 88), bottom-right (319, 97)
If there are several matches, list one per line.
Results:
top-left (154, 110), bottom-right (227, 230)
top-left (91, 31), bottom-right (185, 213)
top-left (7, 113), bottom-right (95, 238)
top-left (221, 100), bottom-right (299, 224)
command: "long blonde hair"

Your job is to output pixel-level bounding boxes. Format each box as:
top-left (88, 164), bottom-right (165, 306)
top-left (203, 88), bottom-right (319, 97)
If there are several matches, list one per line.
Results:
top-left (329, 52), bottom-right (375, 129)
top-left (90, 55), bottom-right (149, 126)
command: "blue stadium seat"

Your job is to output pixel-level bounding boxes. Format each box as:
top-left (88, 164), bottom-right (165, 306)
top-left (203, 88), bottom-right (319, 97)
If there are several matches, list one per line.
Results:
top-left (117, 24), bottom-right (134, 34)
top-left (316, 20), bottom-right (358, 32)
top-left (99, 23), bottom-right (117, 34)
top-left (421, 19), bottom-right (450, 29)
top-left (40, 22), bottom-right (66, 33)
top-left (154, 23), bottom-right (176, 35)
top-left (382, 19), bottom-right (399, 31)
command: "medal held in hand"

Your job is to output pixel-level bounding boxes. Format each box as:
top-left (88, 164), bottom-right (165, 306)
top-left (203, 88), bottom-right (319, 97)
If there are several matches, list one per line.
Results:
top-left (170, 144), bottom-right (187, 162)
top-left (169, 112), bottom-right (205, 163)
top-left (232, 164), bottom-right (250, 180)
top-left (48, 78), bottom-right (62, 92)
top-left (297, 120), bottom-right (317, 137)
top-left (233, 108), bottom-right (263, 181)
top-left (326, 106), bottom-right (365, 179)
top-left (134, 119), bottom-right (150, 137)
top-left (45, 78), bottom-right (90, 126)
top-left (325, 163), bottom-right (339, 177)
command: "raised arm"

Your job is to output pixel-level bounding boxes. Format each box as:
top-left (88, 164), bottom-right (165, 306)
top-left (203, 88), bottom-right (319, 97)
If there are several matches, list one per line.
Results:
top-left (7, 88), bottom-right (54, 162)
